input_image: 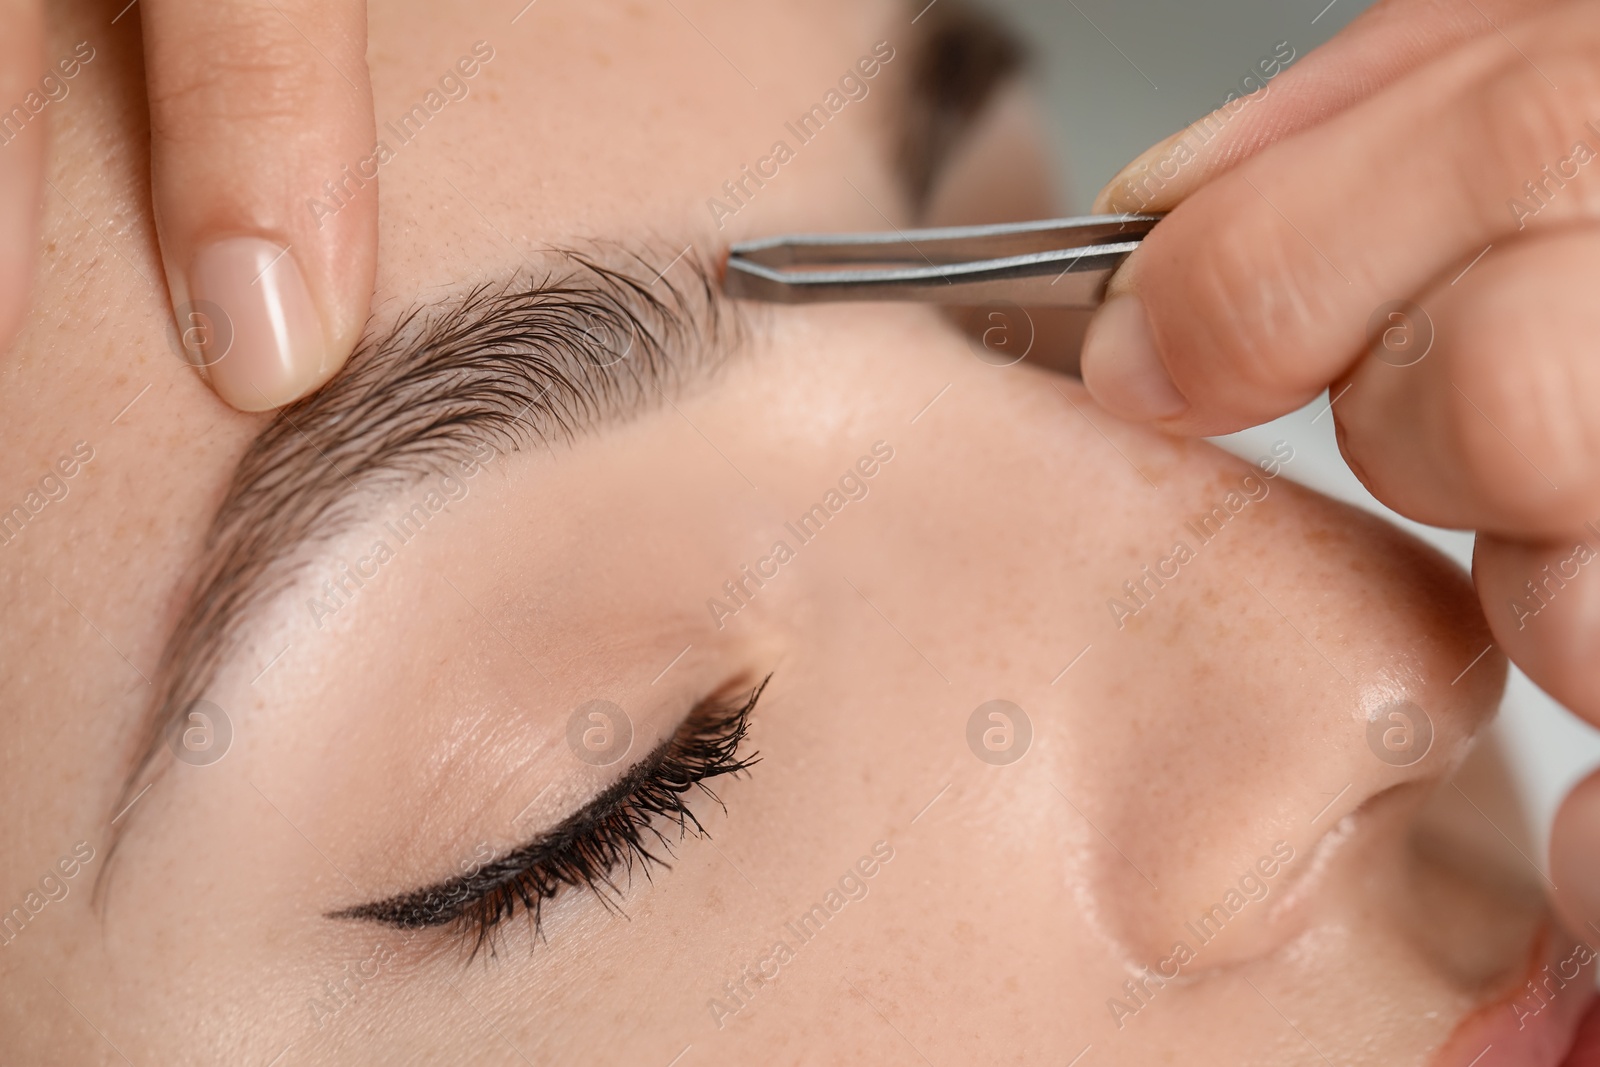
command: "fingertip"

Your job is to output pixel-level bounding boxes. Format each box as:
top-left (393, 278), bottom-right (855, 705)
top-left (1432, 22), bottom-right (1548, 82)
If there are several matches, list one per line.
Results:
top-left (1474, 534), bottom-right (1600, 722)
top-left (1550, 771), bottom-right (1600, 944)
top-left (183, 237), bottom-right (341, 412)
top-left (141, 0), bottom-right (375, 411)
top-left (1079, 293), bottom-right (1189, 422)
top-left (1092, 128), bottom-right (1191, 215)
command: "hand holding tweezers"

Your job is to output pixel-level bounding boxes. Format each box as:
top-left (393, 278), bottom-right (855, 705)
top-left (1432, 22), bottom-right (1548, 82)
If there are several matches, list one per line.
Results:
top-left (722, 213), bottom-right (1161, 308)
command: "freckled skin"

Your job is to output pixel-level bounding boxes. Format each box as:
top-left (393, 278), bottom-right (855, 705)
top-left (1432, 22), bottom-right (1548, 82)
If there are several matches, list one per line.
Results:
top-left (0, 1), bottom-right (1571, 1065)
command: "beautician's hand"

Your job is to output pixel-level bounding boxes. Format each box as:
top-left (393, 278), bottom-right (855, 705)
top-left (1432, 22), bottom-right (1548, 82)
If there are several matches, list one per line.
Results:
top-left (1080, 0), bottom-right (1600, 935)
top-left (0, 0), bottom-right (376, 411)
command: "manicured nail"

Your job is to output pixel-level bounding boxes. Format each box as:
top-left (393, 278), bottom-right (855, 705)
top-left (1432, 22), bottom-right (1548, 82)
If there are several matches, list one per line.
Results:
top-left (186, 237), bottom-right (325, 412)
top-left (1080, 294), bottom-right (1188, 421)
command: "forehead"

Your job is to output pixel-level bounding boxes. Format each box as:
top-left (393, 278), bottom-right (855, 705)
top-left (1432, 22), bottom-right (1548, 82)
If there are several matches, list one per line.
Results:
top-left (368, 0), bottom-right (908, 295)
top-left (0, 0), bottom-right (938, 826)
top-left (0, 0), bottom-right (913, 627)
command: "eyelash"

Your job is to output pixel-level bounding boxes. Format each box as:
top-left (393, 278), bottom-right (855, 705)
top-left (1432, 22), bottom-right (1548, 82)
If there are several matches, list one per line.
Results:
top-left (332, 676), bottom-right (766, 959)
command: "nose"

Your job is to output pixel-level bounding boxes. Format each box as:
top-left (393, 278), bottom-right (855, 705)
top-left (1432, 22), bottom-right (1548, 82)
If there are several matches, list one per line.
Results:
top-left (1050, 442), bottom-right (1506, 969)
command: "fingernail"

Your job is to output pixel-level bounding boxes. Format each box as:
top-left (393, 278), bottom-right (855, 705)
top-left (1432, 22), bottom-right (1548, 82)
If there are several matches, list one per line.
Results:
top-left (187, 237), bottom-right (326, 411)
top-left (1080, 294), bottom-right (1187, 421)
top-left (1092, 128), bottom-right (1188, 214)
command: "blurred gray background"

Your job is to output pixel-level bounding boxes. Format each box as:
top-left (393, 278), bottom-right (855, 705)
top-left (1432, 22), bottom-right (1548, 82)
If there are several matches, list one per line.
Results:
top-left (995, 0), bottom-right (1600, 867)
top-left (987, 0), bottom-right (1362, 207)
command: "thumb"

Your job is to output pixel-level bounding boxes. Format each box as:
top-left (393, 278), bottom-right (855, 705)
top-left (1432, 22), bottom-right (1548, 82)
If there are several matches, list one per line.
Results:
top-left (142, 0), bottom-right (376, 411)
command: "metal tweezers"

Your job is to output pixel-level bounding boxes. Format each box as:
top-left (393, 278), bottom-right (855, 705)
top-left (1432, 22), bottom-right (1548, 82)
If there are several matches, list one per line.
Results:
top-left (722, 213), bottom-right (1161, 308)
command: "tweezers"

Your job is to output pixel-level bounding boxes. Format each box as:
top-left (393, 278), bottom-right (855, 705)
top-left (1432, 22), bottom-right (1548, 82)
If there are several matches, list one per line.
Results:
top-left (722, 213), bottom-right (1161, 308)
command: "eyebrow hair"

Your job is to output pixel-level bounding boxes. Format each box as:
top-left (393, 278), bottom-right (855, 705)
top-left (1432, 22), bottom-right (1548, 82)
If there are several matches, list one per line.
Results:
top-left (897, 0), bottom-right (1029, 211)
top-left (106, 0), bottom-right (1030, 859)
top-left (108, 247), bottom-right (743, 852)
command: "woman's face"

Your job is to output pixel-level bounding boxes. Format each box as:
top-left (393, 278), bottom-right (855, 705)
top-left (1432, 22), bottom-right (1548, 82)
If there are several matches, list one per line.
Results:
top-left (1, 1), bottom-right (1584, 1064)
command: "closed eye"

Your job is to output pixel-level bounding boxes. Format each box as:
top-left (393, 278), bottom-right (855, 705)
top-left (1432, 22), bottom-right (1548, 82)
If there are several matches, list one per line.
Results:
top-left (327, 676), bottom-right (768, 959)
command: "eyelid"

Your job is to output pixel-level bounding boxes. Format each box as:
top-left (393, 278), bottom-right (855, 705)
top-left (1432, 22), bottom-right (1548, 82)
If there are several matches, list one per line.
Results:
top-left (326, 676), bottom-right (767, 955)
top-left (331, 732), bottom-right (678, 929)
top-left (112, 248), bottom-right (742, 856)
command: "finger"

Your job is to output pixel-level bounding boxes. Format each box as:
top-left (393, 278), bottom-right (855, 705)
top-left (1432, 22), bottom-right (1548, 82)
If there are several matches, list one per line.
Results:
top-left (1092, 0), bottom-right (1561, 213)
top-left (0, 0), bottom-right (45, 355)
top-left (142, 0), bottom-right (376, 412)
top-left (1333, 226), bottom-right (1600, 537)
top-left (1550, 770), bottom-right (1600, 944)
top-left (1474, 533), bottom-right (1600, 724)
top-left (1472, 470), bottom-right (1600, 952)
top-left (1081, 3), bottom-right (1600, 433)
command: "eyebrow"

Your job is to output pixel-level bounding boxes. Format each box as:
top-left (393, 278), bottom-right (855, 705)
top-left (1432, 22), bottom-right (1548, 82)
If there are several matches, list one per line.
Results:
top-left (111, 248), bottom-right (743, 831)
top-left (109, 0), bottom-right (1030, 841)
top-left (898, 0), bottom-right (1028, 209)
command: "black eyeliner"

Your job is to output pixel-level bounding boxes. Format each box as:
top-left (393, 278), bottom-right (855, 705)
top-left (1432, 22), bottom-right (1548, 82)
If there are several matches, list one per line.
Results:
top-left (327, 676), bottom-right (767, 956)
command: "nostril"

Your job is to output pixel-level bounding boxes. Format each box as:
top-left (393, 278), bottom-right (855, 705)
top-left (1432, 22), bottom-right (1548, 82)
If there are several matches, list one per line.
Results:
top-left (1092, 779), bottom-right (1439, 980)
top-left (1092, 833), bottom-right (1316, 991)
